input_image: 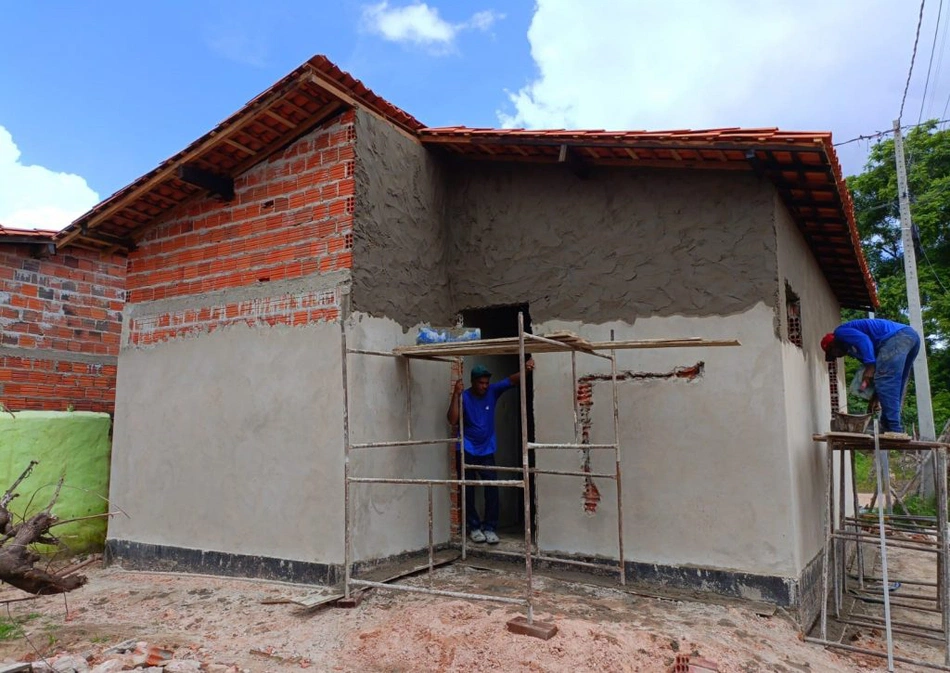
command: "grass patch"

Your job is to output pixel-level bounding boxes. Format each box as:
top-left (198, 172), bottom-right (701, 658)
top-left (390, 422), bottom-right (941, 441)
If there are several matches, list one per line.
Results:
top-left (0, 613), bottom-right (40, 641)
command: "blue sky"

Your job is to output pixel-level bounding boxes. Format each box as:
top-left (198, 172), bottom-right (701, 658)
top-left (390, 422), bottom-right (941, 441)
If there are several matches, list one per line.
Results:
top-left (0, 1), bottom-right (944, 229)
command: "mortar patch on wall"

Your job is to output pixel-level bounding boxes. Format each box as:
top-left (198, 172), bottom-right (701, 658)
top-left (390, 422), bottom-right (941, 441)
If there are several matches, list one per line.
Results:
top-left (576, 363), bottom-right (704, 513)
top-left (128, 287), bottom-right (342, 347)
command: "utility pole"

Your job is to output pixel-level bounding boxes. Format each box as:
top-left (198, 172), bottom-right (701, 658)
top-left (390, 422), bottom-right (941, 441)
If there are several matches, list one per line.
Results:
top-left (893, 119), bottom-right (937, 495)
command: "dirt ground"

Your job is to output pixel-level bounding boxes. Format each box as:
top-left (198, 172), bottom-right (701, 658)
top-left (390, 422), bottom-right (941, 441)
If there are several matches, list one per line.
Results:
top-left (0, 557), bottom-right (912, 673)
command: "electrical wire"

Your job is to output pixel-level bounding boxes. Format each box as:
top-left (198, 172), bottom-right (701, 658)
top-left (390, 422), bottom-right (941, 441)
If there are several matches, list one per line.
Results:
top-left (919, 241), bottom-right (950, 293)
top-left (900, 0), bottom-right (929, 122)
top-left (928, 0), bottom-right (950, 119)
top-left (833, 118), bottom-right (950, 147)
top-left (918, 0), bottom-right (944, 125)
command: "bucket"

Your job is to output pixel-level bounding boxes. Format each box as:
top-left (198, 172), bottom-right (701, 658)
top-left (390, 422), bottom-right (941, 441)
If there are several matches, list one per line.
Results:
top-left (831, 411), bottom-right (873, 433)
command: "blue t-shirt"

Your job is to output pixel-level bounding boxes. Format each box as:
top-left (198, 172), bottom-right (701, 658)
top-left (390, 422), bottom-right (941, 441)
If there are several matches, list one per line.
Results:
top-left (459, 379), bottom-right (514, 456)
top-left (834, 319), bottom-right (909, 365)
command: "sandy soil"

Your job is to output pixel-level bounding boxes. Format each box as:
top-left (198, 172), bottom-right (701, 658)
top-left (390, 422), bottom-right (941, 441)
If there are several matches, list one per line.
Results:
top-left (0, 559), bottom-right (904, 673)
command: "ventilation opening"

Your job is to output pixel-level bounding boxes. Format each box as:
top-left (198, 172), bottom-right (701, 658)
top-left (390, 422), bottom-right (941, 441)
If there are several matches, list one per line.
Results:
top-left (785, 281), bottom-right (803, 349)
top-left (828, 359), bottom-right (841, 412)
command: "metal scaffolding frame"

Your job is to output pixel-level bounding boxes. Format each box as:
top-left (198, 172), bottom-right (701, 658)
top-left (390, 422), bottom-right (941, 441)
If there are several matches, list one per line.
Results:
top-left (808, 429), bottom-right (950, 672)
top-left (340, 312), bottom-right (627, 626)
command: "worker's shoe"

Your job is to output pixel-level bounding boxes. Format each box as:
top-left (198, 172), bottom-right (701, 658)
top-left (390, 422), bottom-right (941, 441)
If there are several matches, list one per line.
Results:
top-left (469, 528), bottom-right (486, 543)
top-left (483, 530), bottom-right (500, 545)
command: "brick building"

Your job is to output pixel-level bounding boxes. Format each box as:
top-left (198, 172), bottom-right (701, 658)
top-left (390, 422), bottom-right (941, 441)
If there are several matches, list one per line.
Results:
top-left (0, 226), bottom-right (125, 413)
top-left (58, 55), bottom-right (876, 625)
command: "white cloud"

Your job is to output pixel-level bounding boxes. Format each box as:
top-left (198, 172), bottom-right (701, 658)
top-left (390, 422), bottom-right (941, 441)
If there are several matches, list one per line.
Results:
top-left (0, 126), bottom-right (99, 231)
top-left (499, 0), bottom-right (934, 175)
top-left (362, 2), bottom-right (503, 51)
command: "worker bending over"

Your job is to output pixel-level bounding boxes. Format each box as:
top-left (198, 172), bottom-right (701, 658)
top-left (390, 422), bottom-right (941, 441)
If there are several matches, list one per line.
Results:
top-left (821, 318), bottom-right (921, 437)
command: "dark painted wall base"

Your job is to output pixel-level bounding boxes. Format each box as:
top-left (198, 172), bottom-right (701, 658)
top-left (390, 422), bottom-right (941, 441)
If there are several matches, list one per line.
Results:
top-left (107, 538), bottom-right (823, 627)
top-left (105, 539), bottom-right (341, 586)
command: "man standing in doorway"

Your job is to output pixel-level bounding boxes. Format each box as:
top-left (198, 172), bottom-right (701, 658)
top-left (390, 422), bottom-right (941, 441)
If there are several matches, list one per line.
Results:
top-left (821, 318), bottom-right (921, 437)
top-left (447, 360), bottom-right (534, 544)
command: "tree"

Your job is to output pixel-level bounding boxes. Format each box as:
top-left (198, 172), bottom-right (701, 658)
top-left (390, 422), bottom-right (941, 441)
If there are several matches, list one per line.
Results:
top-left (846, 120), bottom-right (950, 433)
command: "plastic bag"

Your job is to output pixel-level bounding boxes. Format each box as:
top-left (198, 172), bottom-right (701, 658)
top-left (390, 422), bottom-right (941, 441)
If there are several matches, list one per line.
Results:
top-left (416, 327), bottom-right (447, 344)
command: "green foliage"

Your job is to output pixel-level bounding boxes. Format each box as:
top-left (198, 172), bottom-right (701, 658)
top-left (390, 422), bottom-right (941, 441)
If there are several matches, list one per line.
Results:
top-left (846, 120), bottom-right (950, 433)
top-left (0, 613), bottom-right (40, 641)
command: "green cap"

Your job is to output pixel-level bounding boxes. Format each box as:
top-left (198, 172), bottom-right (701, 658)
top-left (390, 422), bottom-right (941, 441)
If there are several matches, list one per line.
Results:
top-left (471, 364), bottom-right (492, 379)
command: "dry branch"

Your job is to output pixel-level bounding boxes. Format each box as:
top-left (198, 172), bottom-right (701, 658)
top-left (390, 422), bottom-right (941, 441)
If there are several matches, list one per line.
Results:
top-left (0, 463), bottom-right (87, 595)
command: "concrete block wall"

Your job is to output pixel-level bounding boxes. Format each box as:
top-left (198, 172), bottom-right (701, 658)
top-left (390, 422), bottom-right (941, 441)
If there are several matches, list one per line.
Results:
top-left (125, 110), bottom-right (355, 346)
top-left (0, 243), bottom-right (125, 413)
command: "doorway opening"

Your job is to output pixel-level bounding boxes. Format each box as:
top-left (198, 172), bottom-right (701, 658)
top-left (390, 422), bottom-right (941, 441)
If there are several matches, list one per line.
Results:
top-left (460, 304), bottom-right (536, 537)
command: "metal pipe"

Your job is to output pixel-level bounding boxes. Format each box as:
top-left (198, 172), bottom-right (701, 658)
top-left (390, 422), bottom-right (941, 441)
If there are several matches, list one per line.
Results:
top-left (487, 547), bottom-right (611, 571)
top-left (406, 358), bottom-right (412, 441)
top-left (851, 613), bottom-right (946, 633)
top-left (528, 442), bottom-right (618, 450)
top-left (341, 323), bottom-right (352, 600)
top-left (821, 442), bottom-right (832, 639)
top-left (849, 450), bottom-right (865, 589)
top-left (485, 465), bottom-right (616, 479)
top-left (350, 438), bottom-right (460, 449)
top-left (518, 311), bottom-right (534, 624)
top-left (836, 445), bottom-right (845, 614)
top-left (348, 477), bottom-right (525, 487)
top-left (849, 574), bottom-right (938, 587)
top-left (838, 619), bottom-right (943, 642)
top-left (804, 637), bottom-right (950, 672)
top-left (831, 531), bottom-right (941, 553)
top-left (349, 579), bottom-right (528, 606)
top-left (427, 483), bottom-right (434, 588)
top-left (611, 330), bottom-right (625, 586)
top-left (534, 469), bottom-right (617, 479)
top-left (834, 617), bottom-right (946, 642)
top-left (937, 447), bottom-right (950, 665)
top-left (872, 420), bottom-right (895, 671)
top-left (851, 588), bottom-right (938, 602)
top-left (458, 355), bottom-right (468, 561)
top-left (571, 351), bottom-right (579, 454)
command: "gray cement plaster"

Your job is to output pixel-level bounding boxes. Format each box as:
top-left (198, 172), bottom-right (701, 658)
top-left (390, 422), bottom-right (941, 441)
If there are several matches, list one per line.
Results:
top-left (344, 314), bottom-right (453, 561)
top-left (444, 165), bottom-right (778, 324)
top-left (530, 307), bottom-right (798, 577)
top-left (109, 321), bottom-right (345, 564)
top-left (351, 111), bottom-right (453, 327)
top-left (773, 195), bottom-right (845, 586)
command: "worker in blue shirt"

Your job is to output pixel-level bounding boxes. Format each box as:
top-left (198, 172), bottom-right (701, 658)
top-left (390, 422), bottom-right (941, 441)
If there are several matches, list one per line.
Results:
top-left (821, 318), bottom-right (921, 436)
top-left (447, 360), bottom-right (534, 544)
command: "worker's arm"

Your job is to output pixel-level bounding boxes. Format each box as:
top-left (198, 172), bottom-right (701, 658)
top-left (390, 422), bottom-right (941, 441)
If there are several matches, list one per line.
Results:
top-left (833, 326), bottom-right (877, 365)
top-left (507, 358), bottom-right (535, 387)
top-left (447, 379), bottom-right (463, 426)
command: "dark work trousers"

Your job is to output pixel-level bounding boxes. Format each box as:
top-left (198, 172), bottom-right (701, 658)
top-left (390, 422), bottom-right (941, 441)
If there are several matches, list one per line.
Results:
top-left (456, 451), bottom-right (499, 533)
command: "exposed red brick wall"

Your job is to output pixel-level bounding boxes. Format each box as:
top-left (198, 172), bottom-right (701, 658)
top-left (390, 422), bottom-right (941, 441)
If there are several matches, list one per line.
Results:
top-left (0, 244), bottom-right (126, 413)
top-left (126, 111), bottom-right (355, 347)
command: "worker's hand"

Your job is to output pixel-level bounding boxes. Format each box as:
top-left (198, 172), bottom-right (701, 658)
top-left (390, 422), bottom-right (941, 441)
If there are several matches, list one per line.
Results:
top-left (861, 364), bottom-right (875, 389)
top-left (525, 358), bottom-right (535, 373)
top-left (453, 379), bottom-right (464, 395)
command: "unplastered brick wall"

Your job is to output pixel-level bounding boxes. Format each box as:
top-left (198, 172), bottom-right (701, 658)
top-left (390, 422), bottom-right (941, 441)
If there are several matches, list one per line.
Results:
top-left (126, 111), bottom-right (355, 346)
top-left (0, 244), bottom-right (126, 413)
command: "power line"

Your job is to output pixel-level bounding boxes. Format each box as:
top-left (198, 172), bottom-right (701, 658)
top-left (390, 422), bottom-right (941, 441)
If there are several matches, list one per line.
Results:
top-left (900, 0), bottom-right (929, 122)
top-left (919, 240), bottom-right (950, 294)
top-left (928, 0), bottom-right (950, 119)
top-left (918, 0), bottom-right (945, 125)
top-left (833, 118), bottom-right (950, 147)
